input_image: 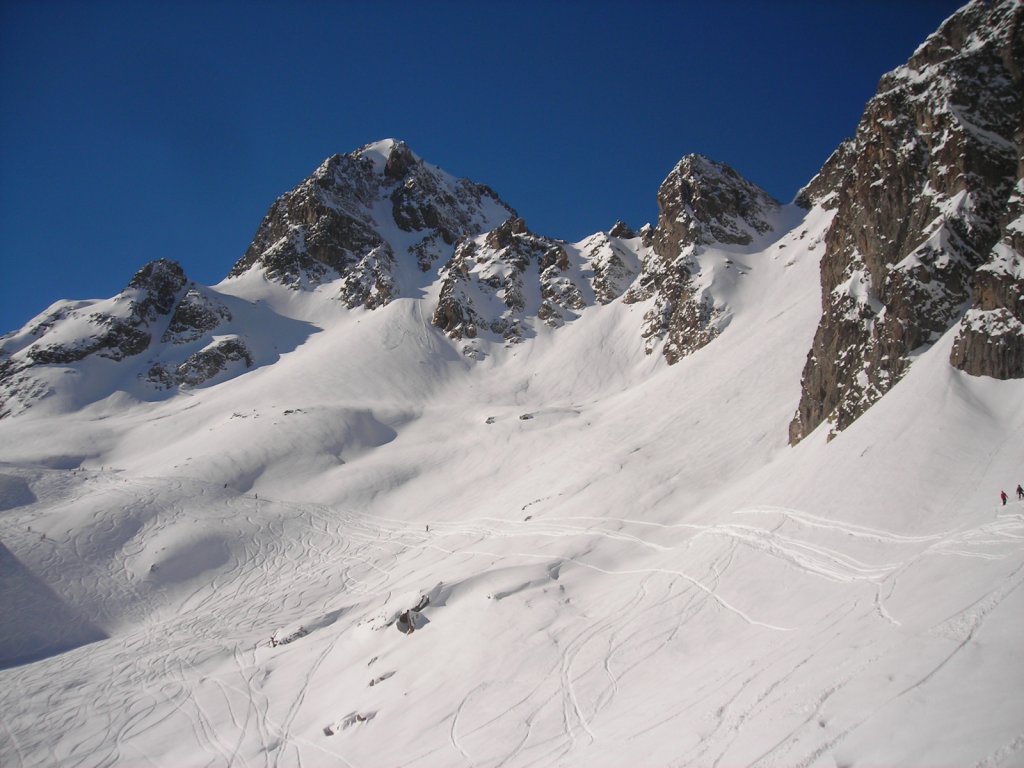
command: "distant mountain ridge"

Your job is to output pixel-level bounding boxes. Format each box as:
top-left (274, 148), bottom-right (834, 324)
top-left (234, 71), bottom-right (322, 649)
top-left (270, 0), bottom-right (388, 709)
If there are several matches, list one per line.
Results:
top-left (1, 0), bottom-right (1021, 439)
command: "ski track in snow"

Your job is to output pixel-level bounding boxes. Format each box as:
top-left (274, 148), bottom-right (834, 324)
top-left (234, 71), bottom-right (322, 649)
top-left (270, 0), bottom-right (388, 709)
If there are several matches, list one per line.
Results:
top-left (2, 473), bottom-right (1024, 767)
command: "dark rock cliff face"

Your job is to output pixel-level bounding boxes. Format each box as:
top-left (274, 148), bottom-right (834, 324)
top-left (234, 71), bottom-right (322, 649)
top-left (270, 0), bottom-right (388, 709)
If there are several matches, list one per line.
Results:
top-left (229, 140), bottom-right (515, 307)
top-left (948, 171), bottom-right (1024, 379)
top-left (624, 155), bottom-right (779, 363)
top-left (790, 0), bottom-right (1024, 443)
top-left (161, 289), bottom-right (232, 344)
top-left (230, 153), bottom-right (385, 289)
top-left (146, 287), bottom-right (251, 389)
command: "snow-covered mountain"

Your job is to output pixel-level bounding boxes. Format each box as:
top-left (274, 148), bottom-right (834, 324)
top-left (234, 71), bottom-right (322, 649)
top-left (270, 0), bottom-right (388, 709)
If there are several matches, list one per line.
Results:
top-left (1, 3), bottom-right (1023, 767)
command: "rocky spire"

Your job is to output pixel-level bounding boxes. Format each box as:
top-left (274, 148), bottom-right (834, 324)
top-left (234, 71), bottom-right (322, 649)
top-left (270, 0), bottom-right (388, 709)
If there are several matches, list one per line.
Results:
top-left (624, 154), bottom-right (779, 363)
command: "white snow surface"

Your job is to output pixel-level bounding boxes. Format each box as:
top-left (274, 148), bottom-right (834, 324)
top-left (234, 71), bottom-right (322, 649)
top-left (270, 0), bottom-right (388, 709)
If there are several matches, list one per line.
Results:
top-left (2, 206), bottom-right (1023, 768)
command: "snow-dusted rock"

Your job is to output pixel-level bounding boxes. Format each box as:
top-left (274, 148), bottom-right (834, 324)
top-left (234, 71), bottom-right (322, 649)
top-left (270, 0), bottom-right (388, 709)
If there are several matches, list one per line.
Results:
top-left (150, 337), bottom-right (254, 388)
top-left (950, 180), bottom-right (1024, 378)
top-left (624, 155), bottom-right (780, 363)
top-left (432, 217), bottom-right (584, 345)
top-left (576, 226), bottom-right (642, 305)
top-left (161, 288), bottom-right (232, 344)
top-left (229, 139), bottom-right (516, 304)
top-left (1, 10), bottom-right (1023, 766)
top-left (790, 0), bottom-right (1024, 443)
top-left (0, 259), bottom-right (190, 416)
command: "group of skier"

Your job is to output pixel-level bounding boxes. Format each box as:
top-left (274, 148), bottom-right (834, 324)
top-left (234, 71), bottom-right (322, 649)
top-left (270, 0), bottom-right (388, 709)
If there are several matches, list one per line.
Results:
top-left (999, 485), bottom-right (1024, 505)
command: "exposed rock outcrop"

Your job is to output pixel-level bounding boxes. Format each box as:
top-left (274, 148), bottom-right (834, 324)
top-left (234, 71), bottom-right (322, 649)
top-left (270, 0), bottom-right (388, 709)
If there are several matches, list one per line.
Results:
top-left (949, 177), bottom-right (1024, 377)
top-left (229, 140), bottom-right (516, 305)
top-left (0, 141), bottom-right (518, 416)
top-left (6, 7), bottom-right (1021, 434)
top-left (624, 155), bottom-right (779, 363)
top-left (577, 227), bottom-right (643, 305)
top-left (16, 259), bottom-right (187, 368)
top-left (432, 217), bottom-right (584, 346)
top-left (0, 259), bottom-right (191, 416)
top-left (148, 337), bottom-right (254, 389)
top-left (162, 289), bottom-right (232, 344)
top-left (790, 0), bottom-right (1024, 443)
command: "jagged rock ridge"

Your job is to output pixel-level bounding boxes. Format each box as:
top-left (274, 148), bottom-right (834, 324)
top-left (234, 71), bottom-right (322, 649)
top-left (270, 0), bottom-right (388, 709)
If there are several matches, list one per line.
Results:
top-left (432, 217), bottom-right (578, 350)
top-left (949, 176), bottom-right (1024, 378)
top-left (229, 139), bottom-right (516, 307)
top-left (790, 0), bottom-right (1024, 443)
top-left (0, 260), bottom-right (189, 417)
top-left (0, 259), bottom-right (266, 416)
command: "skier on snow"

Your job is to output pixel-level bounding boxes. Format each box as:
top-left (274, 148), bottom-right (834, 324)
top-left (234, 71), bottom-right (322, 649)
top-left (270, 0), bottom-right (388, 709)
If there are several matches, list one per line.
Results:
top-left (1000, 490), bottom-right (1008, 506)
top-left (1017, 484), bottom-right (1023, 500)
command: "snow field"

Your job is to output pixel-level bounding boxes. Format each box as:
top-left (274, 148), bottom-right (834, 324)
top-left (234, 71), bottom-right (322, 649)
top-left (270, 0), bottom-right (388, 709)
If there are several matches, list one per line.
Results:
top-left (1, 203), bottom-right (1023, 766)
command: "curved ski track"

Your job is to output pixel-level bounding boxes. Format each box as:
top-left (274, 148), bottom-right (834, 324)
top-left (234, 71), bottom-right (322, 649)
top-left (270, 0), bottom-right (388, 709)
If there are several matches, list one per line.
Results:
top-left (1, 474), bottom-right (1023, 767)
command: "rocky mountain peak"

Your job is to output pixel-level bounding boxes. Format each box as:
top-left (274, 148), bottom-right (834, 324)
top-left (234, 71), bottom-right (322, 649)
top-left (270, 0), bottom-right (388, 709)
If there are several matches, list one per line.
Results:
top-left (652, 154), bottom-right (779, 260)
top-left (4, 2), bottom-right (1021, 441)
top-left (228, 140), bottom-right (516, 299)
top-left (608, 220), bottom-right (636, 239)
top-left (125, 259), bottom-right (189, 322)
top-left (621, 156), bottom-right (779, 365)
top-left (483, 216), bottom-right (530, 250)
top-left (904, 0), bottom-right (1021, 73)
top-left (432, 217), bottom-right (586, 351)
top-left (352, 138), bottom-right (407, 174)
top-left (0, 259), bottom-right (199, 416)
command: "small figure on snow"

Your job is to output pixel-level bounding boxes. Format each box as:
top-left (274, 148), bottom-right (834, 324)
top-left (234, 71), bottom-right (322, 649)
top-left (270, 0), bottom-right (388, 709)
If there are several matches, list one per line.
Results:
top-left (1017, 484), bottom-right (1023, 500)
top-left (1000, 490), bottom-right (1008, 506)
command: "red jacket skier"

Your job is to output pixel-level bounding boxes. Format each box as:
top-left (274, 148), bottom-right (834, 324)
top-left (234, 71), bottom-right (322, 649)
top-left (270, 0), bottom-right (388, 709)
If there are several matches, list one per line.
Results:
top-left (1001, 490), bottom-right (1008, 505)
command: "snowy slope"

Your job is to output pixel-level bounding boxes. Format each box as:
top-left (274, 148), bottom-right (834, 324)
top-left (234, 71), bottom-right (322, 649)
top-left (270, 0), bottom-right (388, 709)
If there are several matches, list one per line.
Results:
top-left (1, 192), bottom-right (1022, 768)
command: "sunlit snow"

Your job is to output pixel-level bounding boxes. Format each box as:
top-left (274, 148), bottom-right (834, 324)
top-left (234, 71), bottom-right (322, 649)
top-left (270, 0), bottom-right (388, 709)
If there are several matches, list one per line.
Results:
top-left (1, 202), bottom-right (1022, 768)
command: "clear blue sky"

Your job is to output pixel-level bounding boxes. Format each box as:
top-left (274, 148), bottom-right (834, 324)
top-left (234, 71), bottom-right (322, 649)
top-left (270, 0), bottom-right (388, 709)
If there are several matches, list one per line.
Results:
top-left (0, 0), bottom-right (964, 334)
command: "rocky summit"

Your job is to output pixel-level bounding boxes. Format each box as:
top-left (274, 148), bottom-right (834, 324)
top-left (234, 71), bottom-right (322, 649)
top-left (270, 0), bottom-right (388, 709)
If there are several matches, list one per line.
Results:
top-left (623, 154), bottom-right (781, 363)
top-left (228, 139), bottom-right (515, 302)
